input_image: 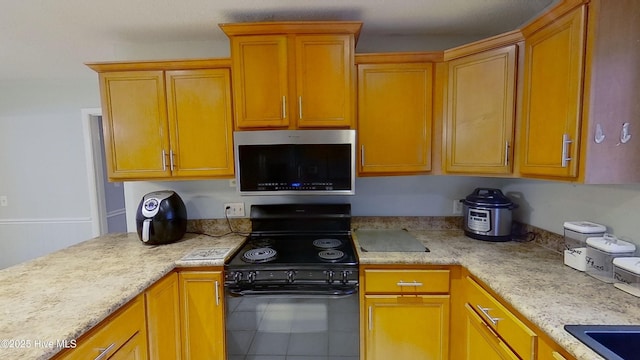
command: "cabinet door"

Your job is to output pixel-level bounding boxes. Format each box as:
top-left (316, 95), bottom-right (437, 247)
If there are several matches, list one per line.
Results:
top-left (519, 6), bottom-right (586, 178)
top-left (464, 304), bottom-right (520, 360)
top-left (295, 34), bottom-right (354, 128)
top-left (166, 69), bottom-right (234, 177)
top-left (230, 35), bottom-right (289, 128)
top-left (179, 271), bottom-right (225, 360)
top-left (99, 71), bottom-right (171, 180)
top-left (364, 295), bottom-right (449, 360)
top-left (358, 63), bottom-right (433, 174)
top-left (145, 273), bottom-right (181, 360)
top-left (445, 45), bottom-right (516, 174)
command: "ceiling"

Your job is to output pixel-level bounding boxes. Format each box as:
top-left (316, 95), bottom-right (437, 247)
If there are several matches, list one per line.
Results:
top-left (0, 0), bottom-right (555, 80)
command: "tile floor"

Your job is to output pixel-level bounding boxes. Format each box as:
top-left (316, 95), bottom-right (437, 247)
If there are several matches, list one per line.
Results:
top-left (225, 295), bottom-right (359, 360)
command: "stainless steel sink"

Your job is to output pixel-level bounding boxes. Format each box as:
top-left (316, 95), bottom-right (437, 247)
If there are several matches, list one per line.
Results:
top-left (565, 325), bottom-right (640, 360)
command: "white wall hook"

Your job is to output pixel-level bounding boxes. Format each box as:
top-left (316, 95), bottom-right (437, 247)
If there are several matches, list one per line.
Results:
top-left (621, 122), bottom-right (632, 144)
top-left (594, 123), bottom-right (605, 144)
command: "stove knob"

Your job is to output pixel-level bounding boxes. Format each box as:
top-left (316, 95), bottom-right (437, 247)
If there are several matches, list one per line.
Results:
top-left (341, 270), bottom-right (351, 284)
top-left (233, 272), bottom-right (243, 284)
top-left (326, 270), bottom-right (335, 284)
top-left (286, 270), bottom-right (295, 283)
top-left (247, 271), bottom-right (256, 283)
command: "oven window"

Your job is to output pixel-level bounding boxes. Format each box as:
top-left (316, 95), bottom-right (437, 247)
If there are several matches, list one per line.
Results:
top-left (225, 294), bottom-right (359, 359)
top-left (237, 144), bottom-right (352, 191)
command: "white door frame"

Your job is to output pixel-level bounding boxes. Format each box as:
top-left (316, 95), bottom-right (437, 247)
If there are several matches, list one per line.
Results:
top-left (81, 108), bottom-right (107, 237)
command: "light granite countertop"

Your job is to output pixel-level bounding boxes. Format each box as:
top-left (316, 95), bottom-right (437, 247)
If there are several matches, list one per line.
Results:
top-left (1, 226), bottom-right (638, 360)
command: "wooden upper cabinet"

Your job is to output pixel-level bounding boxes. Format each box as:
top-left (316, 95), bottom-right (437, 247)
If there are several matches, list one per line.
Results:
top-left (88, 59), bottom-right (234, 181)
top-left (165, 69), bottom-right (234, 177)
top-left (230, 35), bottom-right (289, 128)
top-left (100, 71), bottom-right (171, 180)
top-left (221, 21), bottom-right (361, 129)
top-left (444, 45), bottom-right (517, 174)
top-left (519, 5), bottom-right (586, 179)
top-left (295, 35), bottom-right (354, 127)
top-left (357, 60), bottom-right (434, 175)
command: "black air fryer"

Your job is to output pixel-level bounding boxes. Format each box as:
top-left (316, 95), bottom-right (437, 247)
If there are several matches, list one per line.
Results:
top-left (136, 191), bottom-right (187, 245)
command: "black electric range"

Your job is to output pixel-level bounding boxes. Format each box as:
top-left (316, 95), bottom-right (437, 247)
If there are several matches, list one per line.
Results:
top-left (224, 203), bottom-right (358, 296)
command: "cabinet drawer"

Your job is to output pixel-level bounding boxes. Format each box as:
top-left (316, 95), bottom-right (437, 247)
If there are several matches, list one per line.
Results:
top-left (57, 296), bottom-right (147, 360)
top-left (365, 269), bottom-right (450, 293)
top-left (465, 276), bottom-right (536, 360)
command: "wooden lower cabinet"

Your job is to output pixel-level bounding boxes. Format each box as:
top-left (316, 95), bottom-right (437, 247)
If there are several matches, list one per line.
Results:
top-left (464, 303), bottom-right (519, 360)
top-left (145, 272), bottom-right (181, 360)
top-left (178, 270), bottom-right (225, 360)
top-left (361, 267), bottom-right (450, 360)
top-left (364, 295), bottom-right (450, 360)
top-left (54, 296), bottom-right (148, 360)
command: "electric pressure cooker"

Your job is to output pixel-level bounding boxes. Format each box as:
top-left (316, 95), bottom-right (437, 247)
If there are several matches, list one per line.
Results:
top-left (135, 191), bottom-right (187, 245)
top-left (460, 188), bottom-right (518, 242)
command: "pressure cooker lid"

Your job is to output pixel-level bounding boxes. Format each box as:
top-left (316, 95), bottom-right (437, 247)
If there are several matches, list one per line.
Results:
top-left (462, 188), bottom-right (515, 207)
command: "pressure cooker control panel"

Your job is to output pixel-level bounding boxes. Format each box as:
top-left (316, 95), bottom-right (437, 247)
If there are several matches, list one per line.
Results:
top-left (468, 209), bottom-right (491, 232)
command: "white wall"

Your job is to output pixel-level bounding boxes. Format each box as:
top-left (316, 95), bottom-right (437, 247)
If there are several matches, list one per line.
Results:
top-left (502, 179), bottom-right (640, 245)
top-left (122, 176), bottom-right (506, 230)
top-left (0, 78), bottom-right (99, 268)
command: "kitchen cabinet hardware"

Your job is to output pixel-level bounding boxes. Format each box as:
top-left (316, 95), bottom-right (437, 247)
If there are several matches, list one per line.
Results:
top-left (94, 343), bottom-right (115, 360)
top-left (505, 141), bottom-right (510, 166)
top-left (360, 145), bottom-right (365, 167)
top-left (162, 150), bottom-right (167, 171)
top-left (298, 96), bottom-right (303, 120)
top-left (620, 122), bottom-right (631, 144)
top-left (595, 123), bottom-right (605, 143)
top-left (396, 280), bottom-right (423, 287)
top-left (368, 306), bottom-right (373, 331)
top-left (215, 280), bottom-right (220, 306)
top-left (169, 149), bottom-right (175, 171)
top-left (476, 305), bottom-right (502, 325)
top-left (561, 133), bottom-right (572, 168)
top-left (281, 96), bottom-right (287, 119)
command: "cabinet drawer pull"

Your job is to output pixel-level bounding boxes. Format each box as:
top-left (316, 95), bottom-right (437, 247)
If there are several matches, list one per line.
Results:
top-left (397, 281), bottom-right (423, 287)
top-left (161, 150), bottom-right (167, 171)
top-left (94, 343), bottom-right (116, 360)
top-left (561, 133), bottom-right (572, 167)
top-left (368, 306), bottom-right (373, 331)
top-left (552, 351), bottom-right (567, 360)
top-left (476, 305), bottom-right (502, 325)
top-left (360, 145), bottom-right (365, 167)
top-left (169, 149), bottom-right (175, 171)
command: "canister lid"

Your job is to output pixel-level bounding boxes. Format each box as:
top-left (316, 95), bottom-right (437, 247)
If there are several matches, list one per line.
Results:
top-left (563, 221), bottom-right (607, 234)
top-left (587, 235), bottom-right (636, 253)
top-left (613, 257), bottom-right (640, 275)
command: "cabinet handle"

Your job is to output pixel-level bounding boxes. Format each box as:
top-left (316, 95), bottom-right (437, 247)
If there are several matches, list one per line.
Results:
top-left (161, 150), bottom-right (167, 171)
top-left (215, 280), bottom-right (220, 306)
top-left (368, 306), bottom-right (373, 331)
top-left (552, 351), bottom-right (568, 360)
top-left (169, 150), bottom-right (175, 171)
top-left (282, 96), bottom-right (287, 119)
top-left (561, 133), bottom-right (572, 168)
top-left (298, 96), bottom-right (303, 120)
top-left (476, 305), bottom-right (502, 326)
top-left (360, 145), bottom-right (365, 167)
top-left (504, 141), bottom-right (509, 166)
top-left (94, 343), bottom-right (116, 360)
top-left (397, 280), bottom-right (423, 287)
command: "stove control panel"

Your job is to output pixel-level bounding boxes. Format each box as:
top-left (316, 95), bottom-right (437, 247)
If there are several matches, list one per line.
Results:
top-left (225, 268), bottom-right (358, 286)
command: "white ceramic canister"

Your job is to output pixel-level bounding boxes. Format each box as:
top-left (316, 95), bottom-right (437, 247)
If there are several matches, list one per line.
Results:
top-left (563, 221), bottom-right (606, 271)
top-left (613, 257), bottom-right (640, 297)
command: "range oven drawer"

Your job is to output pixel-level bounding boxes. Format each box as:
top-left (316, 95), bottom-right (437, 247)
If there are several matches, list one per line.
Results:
top-left (364, 269), bottom-right (450, 294)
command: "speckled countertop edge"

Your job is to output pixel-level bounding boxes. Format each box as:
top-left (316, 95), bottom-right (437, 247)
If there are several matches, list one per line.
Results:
top-left (0, 217), bottom-right (633, 360)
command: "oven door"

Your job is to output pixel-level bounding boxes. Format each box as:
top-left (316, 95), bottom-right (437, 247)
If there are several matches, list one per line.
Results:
top-left (225, 289), bottom-right (359, 359)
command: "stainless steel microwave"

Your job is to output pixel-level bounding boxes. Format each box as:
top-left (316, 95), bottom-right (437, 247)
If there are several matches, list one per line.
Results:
top-left (233, 130), bottom-right (356, 195)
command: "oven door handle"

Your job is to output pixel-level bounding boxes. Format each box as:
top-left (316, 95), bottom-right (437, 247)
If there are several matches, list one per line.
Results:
top-left (228, 288), bottom-right (357, 297)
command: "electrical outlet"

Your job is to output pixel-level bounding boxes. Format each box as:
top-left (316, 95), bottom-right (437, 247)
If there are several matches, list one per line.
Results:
top-left (229, 179), bottom-right (237, 187)
top-left (0, 195), bottom-right (7, 207)
top-left (452, 200), bottom-right (463, 215)
top-left (224, 202), bottom-right (245, 217)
